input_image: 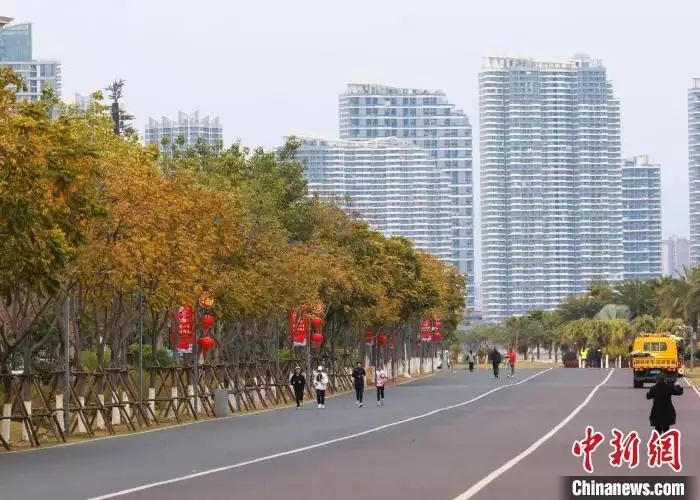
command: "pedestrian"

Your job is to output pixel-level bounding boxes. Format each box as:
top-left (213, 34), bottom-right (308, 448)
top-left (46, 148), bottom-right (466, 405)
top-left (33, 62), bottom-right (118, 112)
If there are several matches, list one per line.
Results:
top-left (313, 365), bottom-right (329, 409)
top-left (467, 349), bottom-right (475, 372)
top-left (506, 347), bottom-right (516, 379)
top-left (375, 363), bottom-right (387, 406)
top-left (647, 373), bottom-right (684, 435)
top-left (490, 348), bottom-right (501, 378)
top-left (289, 366), bottom-right (306, 409)
top-left (352, 361), bottom-right (366, 407)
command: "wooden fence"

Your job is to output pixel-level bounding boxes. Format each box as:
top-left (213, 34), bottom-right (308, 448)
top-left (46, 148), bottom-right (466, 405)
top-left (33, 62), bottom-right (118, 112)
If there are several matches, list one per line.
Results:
top-left (0, 354), bottom-right (437, 450)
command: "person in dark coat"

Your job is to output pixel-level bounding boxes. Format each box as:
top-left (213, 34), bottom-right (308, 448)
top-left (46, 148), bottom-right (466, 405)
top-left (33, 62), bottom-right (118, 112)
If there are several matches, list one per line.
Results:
top-left (351, 362), bottom-right (366, 407)
top-left (289, 366), bottom-right (306, 409)
top-left (490, 348), bottom-right (501, 378)
top-left (646, 373), bottom-right (684, 434)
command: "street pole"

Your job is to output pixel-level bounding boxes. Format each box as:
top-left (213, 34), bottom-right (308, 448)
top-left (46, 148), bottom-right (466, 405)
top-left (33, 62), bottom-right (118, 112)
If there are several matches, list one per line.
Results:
top-left (63, 296), bottom-right (70, 434)
top-left (690, 323), bottom-right (696, 372)
top-left (193, 304), bottom-right (199, 416)
top-left (138, 273), bottom-right (143, 405)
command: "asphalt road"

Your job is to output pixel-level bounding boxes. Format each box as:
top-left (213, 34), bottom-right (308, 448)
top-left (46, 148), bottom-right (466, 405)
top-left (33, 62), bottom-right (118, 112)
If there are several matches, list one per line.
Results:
top-left (1, 366), bottom-right (698, 500)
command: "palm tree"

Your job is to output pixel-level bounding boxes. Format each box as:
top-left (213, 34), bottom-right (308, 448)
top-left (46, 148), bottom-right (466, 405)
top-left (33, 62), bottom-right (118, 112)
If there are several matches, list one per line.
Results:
top-left (613, 280), bottom-right (658, 318)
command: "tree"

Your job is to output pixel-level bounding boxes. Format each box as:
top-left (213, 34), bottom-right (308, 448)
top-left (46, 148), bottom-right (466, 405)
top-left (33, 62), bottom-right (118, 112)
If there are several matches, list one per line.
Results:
top-left (105, 79), bottom-right (136, 138)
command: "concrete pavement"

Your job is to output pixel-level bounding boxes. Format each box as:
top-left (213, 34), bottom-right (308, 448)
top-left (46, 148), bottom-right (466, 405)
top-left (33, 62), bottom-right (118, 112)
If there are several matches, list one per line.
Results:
top-left (0, 366), bottom-right (697, 500)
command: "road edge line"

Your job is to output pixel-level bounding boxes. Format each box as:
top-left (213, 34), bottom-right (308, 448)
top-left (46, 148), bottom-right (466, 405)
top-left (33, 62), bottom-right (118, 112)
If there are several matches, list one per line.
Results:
top-left (451, 368), bottom-right (615, 500)
top-left (683, 376), bottom-right (700, 400)
top-left (85, 368), bottom-right (552, 500)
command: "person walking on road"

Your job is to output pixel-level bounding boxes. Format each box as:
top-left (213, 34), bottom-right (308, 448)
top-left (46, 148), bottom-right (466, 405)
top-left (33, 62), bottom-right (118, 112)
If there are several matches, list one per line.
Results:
top-left (490, 348), bottom-right (501, 378)
top-left (467, 350), bottom-right (476, 372)
top-left (506, 347), bottom-right (516, 379)
top-left (313, 365), bottom-right (329, 409)
top-left (647, 373), bottom-right (684, 435)
top-left (290, 366), bottom-right (306, 409)
top-left (375, 364), bottom-right (387, 406)
top-left (352, 362), bottom-right (366, 407)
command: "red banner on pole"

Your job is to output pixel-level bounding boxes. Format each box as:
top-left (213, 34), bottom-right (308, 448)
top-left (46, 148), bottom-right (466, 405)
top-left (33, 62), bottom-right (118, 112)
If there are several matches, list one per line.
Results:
top-left (176, 306), bottom-right (194, 353)
top-left (289, 310), bottom-right (308, 347)
top-left (420, 319), bottom-right (432, 342)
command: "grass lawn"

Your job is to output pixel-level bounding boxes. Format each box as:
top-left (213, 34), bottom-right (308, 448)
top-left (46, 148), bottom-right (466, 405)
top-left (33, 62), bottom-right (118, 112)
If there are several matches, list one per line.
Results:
top-left (684, 367), bottom-right (700, 386)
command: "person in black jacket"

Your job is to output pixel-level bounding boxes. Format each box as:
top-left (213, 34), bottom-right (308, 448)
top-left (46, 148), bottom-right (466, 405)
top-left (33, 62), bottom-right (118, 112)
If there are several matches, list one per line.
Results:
top-left (351, 362), bottom-right (366, 407)
top-left (290, 366), bottom-right (306, 409)
top-left (646, 373), bottom-right (684, 434)
top-left (490, 348), bottom-right (501, 378)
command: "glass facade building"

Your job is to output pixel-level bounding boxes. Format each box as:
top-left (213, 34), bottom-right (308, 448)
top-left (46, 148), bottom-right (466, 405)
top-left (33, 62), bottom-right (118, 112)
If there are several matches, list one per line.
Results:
top-left (662, 236), bottom-right (690, 278)
top-left (144, 111), bottom-right (223, 154)
top-left (689, 79), bottom-right (700, 265)
top-left (0, 17), bottom-right (61, 101)
top-left (622, 155), bottom-right (661, 281)
top-left (338, 84), bottom-right (474, 312)
top-left (295, 136), bottom-right (453, 261)
top-left (479, 55), bottom-right (623, 322)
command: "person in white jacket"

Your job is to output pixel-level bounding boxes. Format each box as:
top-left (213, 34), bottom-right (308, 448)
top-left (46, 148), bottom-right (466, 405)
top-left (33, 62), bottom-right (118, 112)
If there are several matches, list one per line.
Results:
top-left (313, 365), bottom-right (329, 409)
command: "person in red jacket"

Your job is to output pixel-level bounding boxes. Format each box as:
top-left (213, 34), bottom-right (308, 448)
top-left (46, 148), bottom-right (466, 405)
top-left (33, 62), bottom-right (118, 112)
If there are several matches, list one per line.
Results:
top-left (506, 347), bottom-right (517, 379)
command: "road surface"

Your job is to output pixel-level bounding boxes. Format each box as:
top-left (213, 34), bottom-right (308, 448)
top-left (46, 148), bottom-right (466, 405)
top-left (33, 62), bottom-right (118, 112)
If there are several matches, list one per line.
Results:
top-left (1, 367), bottom-right (698, 500)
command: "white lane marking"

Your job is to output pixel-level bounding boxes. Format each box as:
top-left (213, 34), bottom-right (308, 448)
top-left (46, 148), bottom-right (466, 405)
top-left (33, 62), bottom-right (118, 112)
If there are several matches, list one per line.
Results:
top-left (87, 369), bottom-right (552, 499)
top-left (452, 368), bottom-right (615, 500)
top-left (683, 376), bottom-right (700, 400)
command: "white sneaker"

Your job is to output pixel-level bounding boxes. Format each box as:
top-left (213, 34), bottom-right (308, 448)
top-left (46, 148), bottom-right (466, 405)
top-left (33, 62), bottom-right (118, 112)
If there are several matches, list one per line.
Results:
top-left (321, 404), bottom-right (325, 409)
top-left (378, 401), bottom-right (381, 406)
top-left (359, 402), bottom-right (363, 407)
top-left (318, 404), bottom-right (321, 409)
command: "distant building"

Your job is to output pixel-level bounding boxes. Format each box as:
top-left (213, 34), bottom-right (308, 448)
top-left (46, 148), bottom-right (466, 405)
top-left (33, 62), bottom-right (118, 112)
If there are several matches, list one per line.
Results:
top-left (479, 55), bottom-right (622, 322)
top-left (338, 84), bottom-right (475, 311)
top-left (689, 78), bottom-right (700, 264)
top-left (294, 135), bottom-right (453, 262)
top-left (0, 16), bottom-right (61, 100)
top-left (144, 111), bottom-right (223, 155)
top-left (662, 236), bottom-right (690, 278)
top-left (621, 155), bottom-right (661, 281)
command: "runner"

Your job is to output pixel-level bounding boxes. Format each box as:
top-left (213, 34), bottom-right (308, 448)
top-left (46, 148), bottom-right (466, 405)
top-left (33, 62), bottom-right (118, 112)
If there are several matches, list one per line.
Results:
top-left (289, 366), bottom-right (305, 409)
top-left (647, 373), bottom-right (684, 434)
top-left (351, 361), bottom-right (366, 407)
top-left (506, 347), bottom-right (516, 379)
top-left (490, 347), bottom-right (501, 378)
top-left (467, 349), bottom-right (475, 372)
top-left (313, 365), bottom-right (329, 409)
top-left (375, 364), bottom-right (387, 406)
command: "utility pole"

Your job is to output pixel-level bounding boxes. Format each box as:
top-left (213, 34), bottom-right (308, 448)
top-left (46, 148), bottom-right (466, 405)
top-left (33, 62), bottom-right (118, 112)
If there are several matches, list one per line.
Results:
top-left (63, 296), bottom-right (70, 434)
top-left (138, 272), bottom-right (143, 405)
top-left (193, 304), bottom-right (199, 416)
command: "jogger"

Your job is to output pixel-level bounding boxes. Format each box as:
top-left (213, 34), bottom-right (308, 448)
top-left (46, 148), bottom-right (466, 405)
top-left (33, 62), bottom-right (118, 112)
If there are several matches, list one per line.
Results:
top-left (289, 366), bottom-right (305, 408)
top-left (352, 362), bottom-right (366, 407)
top-left (313, 365), bottom-right (329, 409)
top-left (490, 348), bottom-right (501, 378)
top-left (375, 364), bottom-right (387, 406)
top-left (506, 347), bottom-right (516, 379)
top-left (467, 350), bottom-right (475, 372)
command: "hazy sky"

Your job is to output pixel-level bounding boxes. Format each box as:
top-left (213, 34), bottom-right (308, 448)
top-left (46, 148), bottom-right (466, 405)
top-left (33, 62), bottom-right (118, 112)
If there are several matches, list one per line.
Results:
top-left (8, 0), bottom-right (700, 280)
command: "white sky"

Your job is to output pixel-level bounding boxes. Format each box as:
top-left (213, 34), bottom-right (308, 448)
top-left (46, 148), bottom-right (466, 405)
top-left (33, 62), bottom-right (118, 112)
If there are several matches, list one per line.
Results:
top-left (6, 0), bottom-right (699, 280)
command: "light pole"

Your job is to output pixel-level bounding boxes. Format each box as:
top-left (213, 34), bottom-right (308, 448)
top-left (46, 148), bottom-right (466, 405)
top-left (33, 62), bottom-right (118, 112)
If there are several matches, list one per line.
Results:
top-left (63, 296), bottom-right (70, 434)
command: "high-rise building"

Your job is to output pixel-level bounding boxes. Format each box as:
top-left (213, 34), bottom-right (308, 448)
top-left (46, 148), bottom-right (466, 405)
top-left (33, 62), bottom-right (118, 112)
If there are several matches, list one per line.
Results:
top-left (144, 111), bottom-right (223, 154)
top-left (479, 55), bottom-right (623, 322)
top-left (338, 84), bottom-right (474, 312)
top-left (662, 236), bottom-right (690, 278)
top-left (621, 155), bottom-right (661, 281)
top-left (689, 78), bottom-right (700, 264)
top-left (294, 135), bottom-right (453, 261)
top-left (0, 16), bottom-right (61, 101)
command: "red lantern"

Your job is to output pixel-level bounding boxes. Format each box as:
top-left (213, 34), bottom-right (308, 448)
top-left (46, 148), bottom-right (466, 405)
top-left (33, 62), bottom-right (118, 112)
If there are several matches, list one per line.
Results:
top-left (433, 332), bottom-right (442, 344)
top-left (199, 314), bottom-right (216, 332)
top-left (434, 320), bottom-right (442, 332)
top-left (377, 335), bottom-right (388, 347)
top-left (311, 317), bottom-right (323, 333)
top-left (311, 332), bottom-right (323, 346)
top-left (198, 335), bottom-right (215, 356)
top-left (364, 331), bottom-right (375, 345)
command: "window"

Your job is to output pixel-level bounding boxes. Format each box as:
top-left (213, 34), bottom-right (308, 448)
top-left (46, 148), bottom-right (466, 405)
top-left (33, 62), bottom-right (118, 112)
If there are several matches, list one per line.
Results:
top-left (643, 342), bottom-right (667, 352)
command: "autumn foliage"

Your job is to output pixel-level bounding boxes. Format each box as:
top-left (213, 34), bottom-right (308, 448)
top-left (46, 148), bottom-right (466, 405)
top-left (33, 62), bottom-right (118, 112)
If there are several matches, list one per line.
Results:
top-left (0, 70), bottom-right (466, 372)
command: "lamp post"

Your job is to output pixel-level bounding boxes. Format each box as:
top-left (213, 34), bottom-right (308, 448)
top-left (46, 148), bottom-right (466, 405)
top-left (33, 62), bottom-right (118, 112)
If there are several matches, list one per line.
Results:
top-left (63, 296), bottom-right (70, 434)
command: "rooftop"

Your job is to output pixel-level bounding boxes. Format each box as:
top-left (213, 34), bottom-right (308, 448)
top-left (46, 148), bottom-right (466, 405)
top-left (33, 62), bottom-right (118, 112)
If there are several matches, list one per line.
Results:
top-left (481, 54), bottom-right (605, 71)
top-left (344, 83), bottom-right (446, 97)
top-left (0, 16), bottom-right (13, 28)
